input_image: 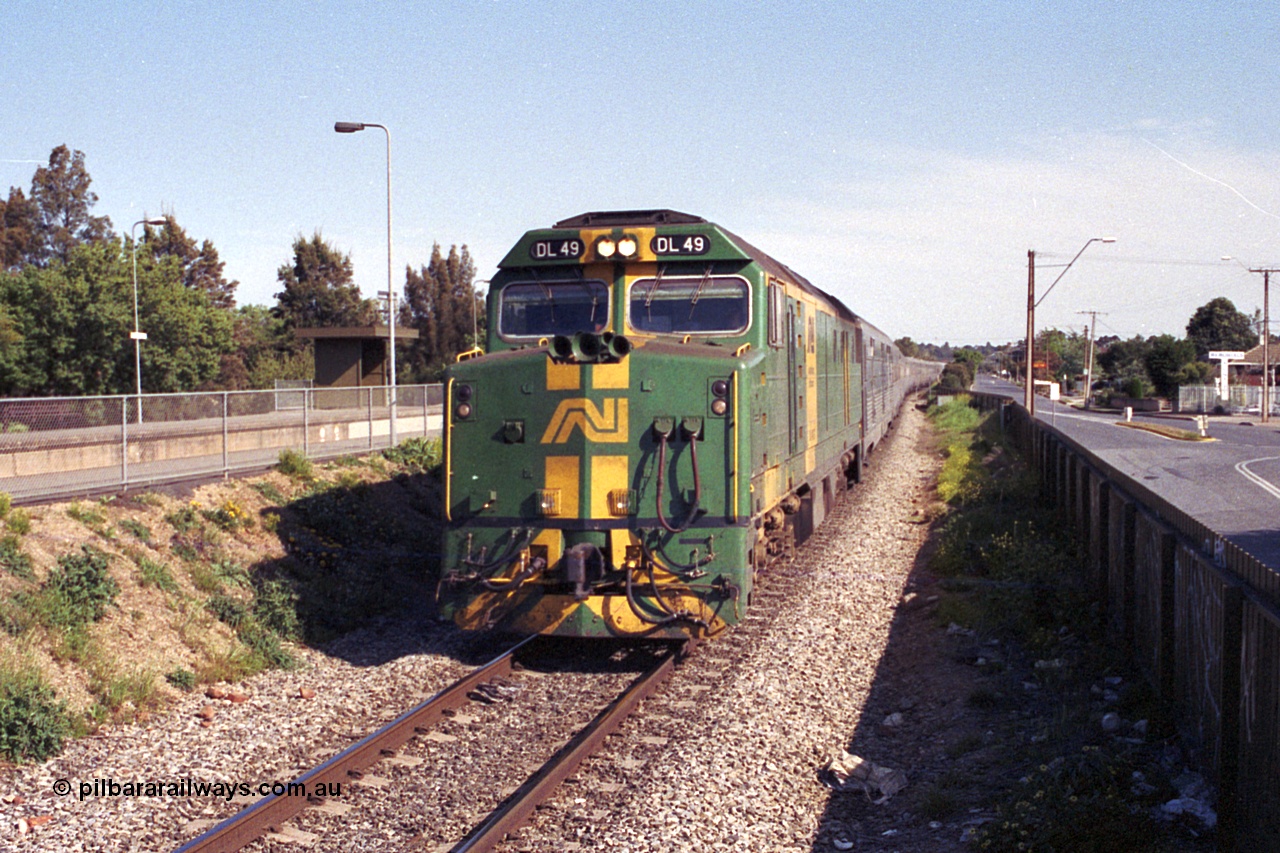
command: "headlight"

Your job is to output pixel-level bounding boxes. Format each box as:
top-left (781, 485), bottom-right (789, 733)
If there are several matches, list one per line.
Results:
top-left (596, 238), bottom-right (616, 259)
top-left (617, 236), bottom-right (638, 258)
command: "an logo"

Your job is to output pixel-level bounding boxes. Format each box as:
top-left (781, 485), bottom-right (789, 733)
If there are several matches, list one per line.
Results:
top-left (541, 398), bottom-right (629, 443)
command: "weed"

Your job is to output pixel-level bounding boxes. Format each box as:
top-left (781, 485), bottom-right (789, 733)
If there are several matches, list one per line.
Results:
top-left (88, 667), bottom-right (157, 723)
top-left (0, 535), bottom-right (33, 580)
top-left (207, 593), bottom-right (250, 628)
top-left (136, 557), bottom-right (178, 593)
top-left (209, 558), bottom-right (248, 588)
top-left (187, 562), bottom-right (222, 593)
top-left (66, 502), bottom-right (106, 528)
top-left (165, 505), bottom-right (202, 534)
top-left (6, 508), bottom-right (31, 535)
top-left (202, 500), bottom-right (253, 533)
top-left (165, 668), bottom-right (197, 691)
top-left (276, 448), bottom-right (313, 480)
top-left (0, 492), bottom-right (10, 519)
top-left (253, 577), bottom-right (300, 640)
top-left (382, 436), bottom-right (442, 472)
top-left (251, 480), bottom-right (286, 504)
top-left (0, 654), bottom-right (71, 762)
top-left (118, 518), bottom-right (151, 542)
top-left (195, 643), bottom-right (261, 684)
top-left (24, 546), bottom-right (118, 629)
top-left (262, 511), bottom-right (281, 534)
top-left (971, 747), bottom-right (1168, 852)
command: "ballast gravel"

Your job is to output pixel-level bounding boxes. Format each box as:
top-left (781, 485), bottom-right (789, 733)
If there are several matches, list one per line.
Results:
top-left (0, 401), bottom-right (945, 852)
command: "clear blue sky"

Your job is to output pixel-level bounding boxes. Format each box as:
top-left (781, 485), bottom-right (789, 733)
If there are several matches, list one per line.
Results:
top-left (5, 1), bottom-right (1279, 345)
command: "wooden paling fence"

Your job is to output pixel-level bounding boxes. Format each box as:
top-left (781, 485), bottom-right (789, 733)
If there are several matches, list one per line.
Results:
top-left (971, 393), bottom-right (1279, 850)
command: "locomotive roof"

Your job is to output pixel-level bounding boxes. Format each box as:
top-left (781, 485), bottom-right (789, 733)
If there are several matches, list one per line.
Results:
top-left (499, 210), bottom-right (860, 325)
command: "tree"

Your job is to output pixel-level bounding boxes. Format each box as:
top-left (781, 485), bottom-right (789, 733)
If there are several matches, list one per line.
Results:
top-left (28, 146), bottom-right (114, 266)
top-left (215, 305), bottom-right (313, 390)
top-left (1142, 334), bottom-right (1198, 399)
top-left (0, 238), bottom-right (234, 397)
top-left (1096, 336), bottom-right (1150, 387)
top-left (894, 336), bottom-right (919, 358)
top-left (142, 217), bottom-right (238, 309)
top-left (1185, 296), bottom-right (1256, 360)
top-left (273, 232), bottom-right (375, 330)
top-left (402, 243), bottom-right (480, 381)
top-left (0, 187), bottom-right (37, 270)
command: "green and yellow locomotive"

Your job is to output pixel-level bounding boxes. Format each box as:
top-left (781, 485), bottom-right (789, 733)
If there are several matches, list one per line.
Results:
top-left (439, 210), bottom-right (934, 638)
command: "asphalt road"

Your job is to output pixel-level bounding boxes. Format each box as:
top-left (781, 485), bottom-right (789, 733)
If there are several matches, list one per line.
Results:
top-left (973, 375), bottom-right (1280, 570)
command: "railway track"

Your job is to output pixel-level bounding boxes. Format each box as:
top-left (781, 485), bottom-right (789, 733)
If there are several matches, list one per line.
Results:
top-left (174, 636), bottom-right (690, 853)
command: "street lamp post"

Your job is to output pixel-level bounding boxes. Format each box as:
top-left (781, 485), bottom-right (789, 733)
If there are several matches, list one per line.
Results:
top-left (335, 121), bottom-right (396, 445)
top-left (1024, 237), bottom-right (1115, 415)
top-left (131, 217), bottom-right (166, 423)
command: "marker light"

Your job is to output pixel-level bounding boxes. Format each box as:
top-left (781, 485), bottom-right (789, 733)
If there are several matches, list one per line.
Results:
top-left (455, 402), bottom-right (473, 419)
top-left (596, 238), bottom-right (617, 259)
top-left (711, 398), bottom-right (728, 416)
top-left (617, 236), bottom-right (638, 258)
top-left (607, 489), bottom-right (635, 517)
top-left (536, 489), bottom-right (562, 516)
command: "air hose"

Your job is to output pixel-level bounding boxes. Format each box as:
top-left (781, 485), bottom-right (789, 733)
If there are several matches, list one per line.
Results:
top-left (655, 428), bottom-right (702, 534)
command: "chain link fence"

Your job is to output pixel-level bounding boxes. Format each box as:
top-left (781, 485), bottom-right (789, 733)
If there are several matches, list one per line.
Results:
top-left (0, 384), bottom-right (443, 503)
top-left (1177, 384), bottom-right (1279, 415)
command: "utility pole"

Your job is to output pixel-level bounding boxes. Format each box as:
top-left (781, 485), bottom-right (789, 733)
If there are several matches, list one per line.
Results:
top-left (1077, 310), bottom-right (1107, 409)
top-left (1249, 268), bottom-right (1275, 424)
top-left (1025, 251), bottom-right (1035, 413)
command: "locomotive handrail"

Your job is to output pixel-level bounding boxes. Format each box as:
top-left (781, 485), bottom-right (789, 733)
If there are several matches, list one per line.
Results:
top-left (444, 377), bottom-right (455, 522)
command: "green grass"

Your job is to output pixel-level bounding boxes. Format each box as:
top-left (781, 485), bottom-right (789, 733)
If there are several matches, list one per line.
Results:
top-left (1116, 421), bottom-right (1212, 441)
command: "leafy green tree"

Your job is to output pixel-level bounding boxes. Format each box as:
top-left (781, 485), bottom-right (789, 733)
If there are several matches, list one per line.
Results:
top-left (27, 146), bottom-right (114, 266)
top-left (273, 232), bottom-right (375, 331)
top-left (141, 217), bottom-right (239, 310)
top-left (1096, 336), bottom-right (1151, 387)
top-left (216, 305), bottom-right (313, 390)
top-left (894, 336), bottom-right (919, 358)
top-left (1185, 296), bottom-right (1256, 360)
top-left (1142, 334), bottom-right (1198, 399)
top-left (403, 243), bottom-right (480, 381)
top-left (953, 347), bottom-right (984, 375)
top-left (0, 239), bottom-right (233, 396)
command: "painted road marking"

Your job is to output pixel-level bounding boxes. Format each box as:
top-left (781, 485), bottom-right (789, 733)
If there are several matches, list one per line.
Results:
top-left (1235, 456), bottom-right (1280, 501)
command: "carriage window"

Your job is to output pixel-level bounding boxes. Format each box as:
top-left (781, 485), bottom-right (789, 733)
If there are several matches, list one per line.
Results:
top-left (498, 279), bottom-right (609, 338)
top-left (629, 275), bottom-right (750, 335)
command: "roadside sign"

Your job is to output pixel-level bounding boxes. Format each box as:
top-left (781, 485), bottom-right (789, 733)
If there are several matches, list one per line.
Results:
top-left (1209, 351), bottom-right (1246, 360)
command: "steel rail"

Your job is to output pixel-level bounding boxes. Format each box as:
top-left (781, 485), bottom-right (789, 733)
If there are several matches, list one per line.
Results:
top-left (172, 635), bottom-right (538, 853)
top-left (451, 639), bottom-right (693, 852)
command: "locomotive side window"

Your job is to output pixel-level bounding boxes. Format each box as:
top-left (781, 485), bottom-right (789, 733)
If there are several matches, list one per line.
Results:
top-left (628, 275), bottom-right (750, 335)
top-left (497, 279), bottom-right (609, 338)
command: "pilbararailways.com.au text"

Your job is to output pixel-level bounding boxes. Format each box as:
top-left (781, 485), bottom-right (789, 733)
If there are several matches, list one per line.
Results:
top-left (53, 777), bottom-right (345, 802)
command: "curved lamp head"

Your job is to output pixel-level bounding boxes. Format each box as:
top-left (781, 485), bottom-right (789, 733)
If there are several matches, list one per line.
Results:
top-left (334, 122), bottom-right (366, 133)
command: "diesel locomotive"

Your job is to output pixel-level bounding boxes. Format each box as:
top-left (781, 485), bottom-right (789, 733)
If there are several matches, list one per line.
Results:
top-left (438, 210), bottom-right (937, 638)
